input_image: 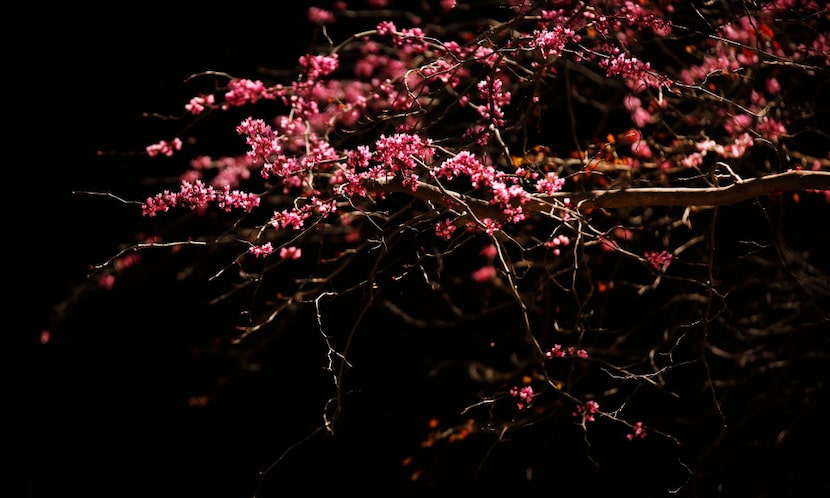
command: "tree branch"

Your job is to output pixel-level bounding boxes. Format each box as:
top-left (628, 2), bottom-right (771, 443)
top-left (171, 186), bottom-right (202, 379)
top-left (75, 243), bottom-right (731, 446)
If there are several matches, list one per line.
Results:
top-left (550, 170), bottom-right (830, 209)
top-left (368, 171), bottom-right (830, 221)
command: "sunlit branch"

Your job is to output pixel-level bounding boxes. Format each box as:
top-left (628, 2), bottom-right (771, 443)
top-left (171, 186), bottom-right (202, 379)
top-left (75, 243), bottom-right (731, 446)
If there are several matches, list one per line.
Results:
top-left (367, 171), bottom-right (830, 222)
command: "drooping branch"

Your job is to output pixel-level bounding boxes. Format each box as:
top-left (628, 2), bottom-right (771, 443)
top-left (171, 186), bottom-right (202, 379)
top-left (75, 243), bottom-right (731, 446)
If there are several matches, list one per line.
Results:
top-left (368, 171), bottom-right (830, 222)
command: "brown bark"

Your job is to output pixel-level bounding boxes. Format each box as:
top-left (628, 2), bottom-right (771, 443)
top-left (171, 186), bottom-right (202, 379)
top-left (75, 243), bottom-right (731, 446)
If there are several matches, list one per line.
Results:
top-left (370, 170), bottom-right (830, 220)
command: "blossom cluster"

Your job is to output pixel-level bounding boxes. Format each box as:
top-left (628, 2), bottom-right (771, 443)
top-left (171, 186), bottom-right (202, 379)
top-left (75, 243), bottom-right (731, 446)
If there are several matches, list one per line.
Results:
top-left (509, 385), bottom-right (535, 410)
top-left (124, 1), bottom-right (830, 467)
top-left (573, 400), bottom-right (600, 424)
top-left (141, 180), bottom-right (260, 217)
top-left (545, 344), bottom-right (588, 359)
top-left (644, 250), bottom-right (673, 272)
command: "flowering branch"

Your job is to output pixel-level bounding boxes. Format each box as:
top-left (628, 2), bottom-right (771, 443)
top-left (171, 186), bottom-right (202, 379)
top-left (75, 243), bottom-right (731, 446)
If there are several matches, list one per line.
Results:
top-left (54, 1), bottom-right (830, 493)
top-left (368, 169), bottom-right (830, 219)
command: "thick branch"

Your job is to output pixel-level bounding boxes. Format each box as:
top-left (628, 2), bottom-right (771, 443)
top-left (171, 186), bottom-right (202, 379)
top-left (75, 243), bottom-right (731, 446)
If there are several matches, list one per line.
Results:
top-left (550, 170), bottom-right (830, 209)
top-left (368, 171), bottom-right (830, 220)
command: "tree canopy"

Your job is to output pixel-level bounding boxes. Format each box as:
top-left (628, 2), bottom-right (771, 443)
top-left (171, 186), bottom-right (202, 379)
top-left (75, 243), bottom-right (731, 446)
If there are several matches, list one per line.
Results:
top-left (26, 1), bottom-right (830, 496)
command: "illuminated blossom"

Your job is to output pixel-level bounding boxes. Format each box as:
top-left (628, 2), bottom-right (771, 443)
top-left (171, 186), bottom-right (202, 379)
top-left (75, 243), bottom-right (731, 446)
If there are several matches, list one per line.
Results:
top-left (510, 385), bottom-right (535, 409)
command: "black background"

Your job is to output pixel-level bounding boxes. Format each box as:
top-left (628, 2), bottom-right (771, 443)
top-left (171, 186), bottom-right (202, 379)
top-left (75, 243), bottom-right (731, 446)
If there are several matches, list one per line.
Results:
top-left (6, 8), bottom-right (830, 498)
top-left (7, 10), bottom-right (387, 498)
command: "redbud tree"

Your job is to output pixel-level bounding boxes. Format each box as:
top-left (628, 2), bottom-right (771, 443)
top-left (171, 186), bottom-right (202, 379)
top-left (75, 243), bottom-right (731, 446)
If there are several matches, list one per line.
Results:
top-left (58, 0), bottom-right (829, 494)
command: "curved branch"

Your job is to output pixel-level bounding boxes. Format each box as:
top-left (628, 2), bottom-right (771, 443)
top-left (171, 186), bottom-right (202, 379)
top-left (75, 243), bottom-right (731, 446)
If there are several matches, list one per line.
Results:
top-left (550, 170), bottom-right (830, 209)
top-left (367, 171), bottom-right (830, 221)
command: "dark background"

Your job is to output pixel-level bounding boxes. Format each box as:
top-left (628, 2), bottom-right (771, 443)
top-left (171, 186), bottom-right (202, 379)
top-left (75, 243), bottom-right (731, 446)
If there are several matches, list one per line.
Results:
top-left (6, 8), bottom-right (830, 498)
top-left (7, 10), bottom-right (396, 498)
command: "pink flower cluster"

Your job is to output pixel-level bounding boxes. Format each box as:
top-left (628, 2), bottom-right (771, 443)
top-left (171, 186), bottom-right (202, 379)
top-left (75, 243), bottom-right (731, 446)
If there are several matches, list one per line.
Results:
top-left (573, 400), bottom-right (600, 423)
top-left (472, 243), bottom-right (498, 282)
top-left (146, 138), bottom-right (182, 158)
top-left (141, 180), bottom-right (260, 217)
top-left (531, 26), bottom-right (579, 59)
top-left (248, 243), bottom-right (303, 260)
top-left (472, 265), bottom-right (497, 283)
top-left (307, 6), bottom-right (336, 25)
top-left (249, 242), bottom-right (274, 258)
top-left (434, 219), bottom-right (457, 240)
top-left (644, 250), bottom-right (673, 271)
top-left (509, 385), bottom-right (535, 410)
top-left (544, 234), bottom-right (570, 256)
top-left (182, 155), bottom-right (258, 190)
top-left (534, 172), bottom-right (566, 195)
top-left (545, 344), bottom-right (588, 359)
top-left (223, 78), bottom-right (277, 108)
top-left (279, 246), bottom-right (302, 260)
top-left (626, 421), bottom-right (647, 440)
top-left (185, 94), bottom-right (215, 115)
top-left (600, 50), bottom-right (671, 90)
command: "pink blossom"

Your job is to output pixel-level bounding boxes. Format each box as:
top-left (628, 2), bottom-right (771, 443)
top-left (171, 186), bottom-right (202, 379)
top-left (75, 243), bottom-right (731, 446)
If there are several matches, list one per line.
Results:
top-left (480, 244), bottom-right (497, 260)
top-left (532, 26), bottom-right (579, 58)
top-left (545, 344), bottom-right (588, 359)
top-left (545, 235), bottom-right (570, 248)
top-left (627, 421), bottom-right (648, 440)
top-left (489, 181), bottom-right (531, 223)
top-left (113, 254), bottom-right (141, 273)
top-left (249, 242), bottom-right (274, 258)
top-left (216, 186), bottom-right (260, 213)
top-left (472, 265), bottom-right (497, 282)
top-left (535, 172), bottom-right (565, 195)
top-left (270, 208), bottom-right (311, 231)
top-left (509, 385), bottom-right (534, 409)
top-left (545, 344), bottom-right (588, 360)
top-left (279, 246), bottom-right (302, 260)
top-left (185, 94), bottom-right (215, 115)
top-left (141, 180), bottom-right (260, 216)
top-left (377, 21), bottom-right (397, 37)
top-left (475, 76), bottom-right (511, 124)
top-left (573, 400), bottom-right (600, 423)
top-left (546, 344), bottom-right (567, 358)
top-left (724, 114), bottom-right (752, 135)
top-left (433, 151), bottom-right (496, 188)
top-left (570, 347), bottom-right (589, 359)
top-left (146, 138), bottom-right (182, 158)
top-left (299, 54), bottom-right (339, 80)
top-left (236, 118), bottom-right (281, 161)
top-left (468, 218), bottom-right (501, 236)
top-left (600, 51), bottom-right (670, 90)
top-left (98, 274), bottom-right (116, 290)
top-left (623, 96), bottom-right (653, 128)
top-left (374, 133), bottom-right (433, 172)
top-left (307, 7), bottom-right (336, 24)
top-left (435, 219), bottom-right (457, 240)
top-left (755, 116), bottom-right (788, 140)
top-left (223, 79), bottom-right (276, 108)
top-left (204, 156), bottom-right (257, 189)
top-left (545, 234), bottom-right (570, 256)
top-left (631, 141), bottom-right (652, 159)
top-left (765, 77), bottom-right (781, 95)
top-left (681, 152), bottom-right (704, 169)
top-left (141, 181), bottom-right (205, 216)
top-left (440, 0), bottom-right (456, 10)
top-left (645, 250), bottom-right (673, 271)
